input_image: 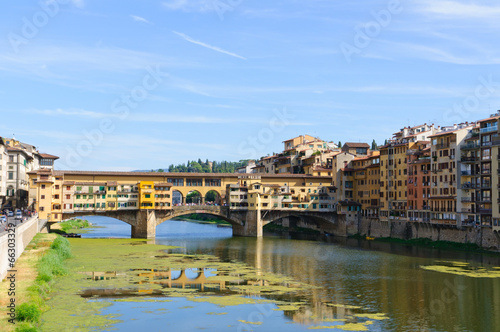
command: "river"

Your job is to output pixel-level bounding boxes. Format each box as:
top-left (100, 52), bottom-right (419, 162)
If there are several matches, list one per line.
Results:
top-left (44, 216), bottom-right (500, 331)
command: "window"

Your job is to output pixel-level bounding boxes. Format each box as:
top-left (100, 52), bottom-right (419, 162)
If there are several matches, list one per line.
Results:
top-left (41, 195), bottom-right (45, 199)
top-left (8, 172), bottom-right (13, 180)
top-left (41, 184), bottom-right (46, 189)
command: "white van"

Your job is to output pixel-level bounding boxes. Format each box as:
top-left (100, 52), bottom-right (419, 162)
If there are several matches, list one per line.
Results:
top-left (15, 210), bottom-right (22, 220)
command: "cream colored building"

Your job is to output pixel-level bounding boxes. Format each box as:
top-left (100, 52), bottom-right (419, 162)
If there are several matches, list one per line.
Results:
top-left (0, 138), bottom-right (7, 208)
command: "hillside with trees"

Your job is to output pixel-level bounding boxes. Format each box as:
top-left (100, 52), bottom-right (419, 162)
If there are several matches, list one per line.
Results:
top-left (161, 159), bottom-right (250, 173)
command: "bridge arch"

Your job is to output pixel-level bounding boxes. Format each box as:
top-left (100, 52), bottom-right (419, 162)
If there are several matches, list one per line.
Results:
top-left (172, 190), bottom-right (183, 205)
top-left (205, 190), bottom-right (221, 205)
top-left (186, 190), bottom-right (202, 204)
top-left (262, 211), bottom-right (338, 235)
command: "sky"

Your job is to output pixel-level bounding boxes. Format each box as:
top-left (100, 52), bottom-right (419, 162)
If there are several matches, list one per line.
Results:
top-left (0, 0), bottom-right (499, 171)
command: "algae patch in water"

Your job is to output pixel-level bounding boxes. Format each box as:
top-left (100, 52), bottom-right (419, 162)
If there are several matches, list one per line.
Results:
top-left (41, 238), bottom-right (390, 331)
top-left (420, 261), bottom-right (500, 278)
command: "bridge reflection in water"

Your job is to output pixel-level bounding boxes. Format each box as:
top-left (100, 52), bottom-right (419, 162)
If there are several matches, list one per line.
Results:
top-left (136, 268), bottom-right (227, 292)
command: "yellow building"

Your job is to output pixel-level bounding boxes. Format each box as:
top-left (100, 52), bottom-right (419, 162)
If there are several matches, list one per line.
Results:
top-left (28, 170), bottom-right (335, 222)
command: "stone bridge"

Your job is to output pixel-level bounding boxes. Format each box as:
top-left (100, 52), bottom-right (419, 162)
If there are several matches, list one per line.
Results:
top-left (62, 205), bottom-right (339, 238)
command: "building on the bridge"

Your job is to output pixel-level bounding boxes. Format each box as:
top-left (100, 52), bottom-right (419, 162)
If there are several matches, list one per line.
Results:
top-left (406, 141), bottom-right (431, 222)
top-left (428, 123), bottom-right (473, 227)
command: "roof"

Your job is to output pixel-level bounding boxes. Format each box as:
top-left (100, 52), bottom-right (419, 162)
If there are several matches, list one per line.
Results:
top-left (39, 153), bottom-right (59, 160)
top-left (155, 183), bottom-right (173, 187)
top-left (477, 114), bottom-right (500, 123)
top-left (428, 125), bottom-right (473, 138)
top-left (27, 169), bottom-right (333, 180)
top-left (74, 182), bottom-right (107, 186)
top-left (312, 166), bottom-right (332, 172)
top-left (343, 142), bottom-right (370, 148)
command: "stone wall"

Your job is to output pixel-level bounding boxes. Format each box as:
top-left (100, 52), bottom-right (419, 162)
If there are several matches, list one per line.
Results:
top-left (339, 216), bottom-right (500, 252)
top-left (0, 217), bottom-right (39, 281)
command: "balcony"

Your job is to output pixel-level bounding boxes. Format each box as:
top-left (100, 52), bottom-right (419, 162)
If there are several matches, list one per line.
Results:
top-left (480, 125), bottom-right (498, 134)
top-left (479, 209), bottom-right (492, 214)
top-left (461, 197), bottom-right (475, 203)
top-left (461, 183), bottom-right (477, 189)
top-left (460, 156), bottom-right (477, 163)
top-left (435, 143), bottom-right (450, 149)
top-left (461, 170), bottom-right (473, 176)
top-left (461, 143), bottom-right (480, 150)
top-left (481, 169), bottom-right (491, 175)
top-left (481, 183), bottom-right (491, 189)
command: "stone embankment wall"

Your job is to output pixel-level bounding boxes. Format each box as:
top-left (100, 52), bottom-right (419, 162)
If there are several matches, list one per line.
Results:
top-left (0, 217), bottom-right (39, 280)
top-left (338, 215), bottom-right (500, 251)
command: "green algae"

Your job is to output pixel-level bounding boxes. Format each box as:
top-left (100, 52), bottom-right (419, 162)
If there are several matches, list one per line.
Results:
top-left (353, 313), bottom-right (389, 320)
top-left (238, 320), bottom-right (263, 325)
top-left (308, 322), bottom-right (373, 331)
top-left (40, 238), bottom-right (390, 331)
top-left (207, 312), bottom-right (228, 315)
top-left (420, 262), bottom-right (500, 278)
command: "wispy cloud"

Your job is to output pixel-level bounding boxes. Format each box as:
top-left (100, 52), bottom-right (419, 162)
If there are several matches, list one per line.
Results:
top-left (130, 15), bottom-right (151, 24)
top-left (28, 108), bottom-right (119, 119)
top-left (173, 31), bottom-right (247, 60)
top-left (162, 0), bottom-right (213, 12)
top-left (70, 0), bottom-right (85, 8)
top-left (418, 0), bottom-right (500, 19)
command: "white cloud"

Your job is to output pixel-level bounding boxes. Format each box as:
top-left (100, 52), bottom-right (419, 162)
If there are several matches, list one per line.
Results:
top-left (130, 15), bottom-right (151, 24)
top-left (71, 0), bottom-right (85, 8)
top-left (418, 0), bottom-right (500, 19)
top-left (162, 0), bottom-right (213, 12)
top-left (173, 31), bottom-right (247, 60)
top-left (28, 108), bottom-right (119, 119)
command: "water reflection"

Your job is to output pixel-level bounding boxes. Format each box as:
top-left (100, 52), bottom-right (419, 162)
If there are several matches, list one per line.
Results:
top-left (79, 217), bottom-right (500, 331)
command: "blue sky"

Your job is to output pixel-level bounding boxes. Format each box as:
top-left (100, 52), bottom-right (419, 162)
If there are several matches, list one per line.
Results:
top-left (1, 0), bottom-right (499, 171)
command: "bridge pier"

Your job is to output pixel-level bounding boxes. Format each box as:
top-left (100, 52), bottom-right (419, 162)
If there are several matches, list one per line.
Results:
top-left (131, 210), bottom-right (156, 239)
top-left (231, 210), bottom-right (263, 237)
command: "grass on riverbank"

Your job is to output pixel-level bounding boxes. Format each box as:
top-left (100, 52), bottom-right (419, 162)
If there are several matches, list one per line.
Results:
top-left (53, 218), bottom-right (91, 234)
top-left (176, 214), bottom-right (231, 227)
top-left (0, 234), bottom-right (72, 332)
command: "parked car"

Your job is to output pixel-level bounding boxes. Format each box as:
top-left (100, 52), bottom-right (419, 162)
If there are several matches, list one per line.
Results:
top-left (7, 210), bottom-right (14, 217)
top-left (0, 215), bottom-right (6, 224)
top-left (15, 210), bottom-right (23, 220)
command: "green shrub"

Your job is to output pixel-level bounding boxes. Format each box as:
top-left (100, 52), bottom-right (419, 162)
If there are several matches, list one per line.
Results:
top-left (15, 322), bottom-right (39, 332)
top-left (17, 303), bottom-right (41, 323)
top-left (50, 236), bottom-right (72, 259)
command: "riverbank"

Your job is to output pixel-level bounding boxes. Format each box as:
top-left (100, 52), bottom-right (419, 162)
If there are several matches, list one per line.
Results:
top-left (175, 214), bottom-right (231, 227)
top-left (0, 233), bottom-right (58, 331)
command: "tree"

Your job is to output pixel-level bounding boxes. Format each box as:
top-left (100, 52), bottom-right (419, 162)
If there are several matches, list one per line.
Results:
top-left (158, 169), bottom-right (164, 173)
top-left (338, 141), bottom-right (342, 148)
top-left (371, 139), bottom-right (378, 151)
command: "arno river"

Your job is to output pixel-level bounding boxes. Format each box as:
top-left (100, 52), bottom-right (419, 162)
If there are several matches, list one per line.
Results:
top-left (42, 216), bottom-right (500, 331)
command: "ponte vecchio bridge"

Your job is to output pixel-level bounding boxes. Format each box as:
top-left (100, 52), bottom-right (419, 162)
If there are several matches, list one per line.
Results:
top-left (28, 170), bottom-right (341, 238)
